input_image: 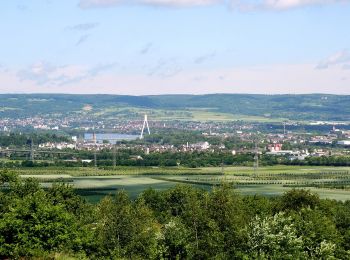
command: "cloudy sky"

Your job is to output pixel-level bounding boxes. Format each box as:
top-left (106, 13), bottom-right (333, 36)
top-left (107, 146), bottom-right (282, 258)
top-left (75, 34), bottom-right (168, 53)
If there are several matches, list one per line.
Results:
top-left (0, 0), bottom-right (350, 95)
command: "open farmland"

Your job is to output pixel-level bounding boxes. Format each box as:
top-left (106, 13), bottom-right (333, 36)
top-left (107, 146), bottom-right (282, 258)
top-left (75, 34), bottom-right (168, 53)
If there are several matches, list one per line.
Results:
top-left (14, 165), bottom-right (350, 202)
top-left (93, 106), bottom-right (284, 122)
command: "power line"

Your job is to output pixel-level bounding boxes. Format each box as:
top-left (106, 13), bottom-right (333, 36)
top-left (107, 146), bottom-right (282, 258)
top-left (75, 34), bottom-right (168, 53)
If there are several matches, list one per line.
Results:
top-left (113, 143), bottom-right (116, 169)
top-left (94, 148), bottom-right (97, 168)
top-left (254, 140), bottom-right (259, 175)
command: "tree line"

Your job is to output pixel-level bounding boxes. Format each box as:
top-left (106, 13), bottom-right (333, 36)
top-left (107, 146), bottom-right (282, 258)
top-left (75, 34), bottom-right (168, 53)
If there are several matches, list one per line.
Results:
top-left (3, 149), bottom-right (350, 168)
top-left (0, 133), bottom-right (69, 147)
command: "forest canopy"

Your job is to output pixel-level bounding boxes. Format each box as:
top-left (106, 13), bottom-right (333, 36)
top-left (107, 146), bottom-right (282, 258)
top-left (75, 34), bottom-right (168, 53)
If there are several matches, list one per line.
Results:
top-left (1, 170), bottom-right (350, 259)
top-left (1, 94), bottom-right (349, 121)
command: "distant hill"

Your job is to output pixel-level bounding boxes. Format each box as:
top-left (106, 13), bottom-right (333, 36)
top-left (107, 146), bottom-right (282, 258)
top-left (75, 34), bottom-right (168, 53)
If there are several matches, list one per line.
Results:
top-left (0, 93), bottom-right (349, 121)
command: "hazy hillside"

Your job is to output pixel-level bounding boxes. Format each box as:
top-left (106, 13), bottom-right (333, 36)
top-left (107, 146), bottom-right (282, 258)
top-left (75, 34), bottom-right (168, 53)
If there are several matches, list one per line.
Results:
top-left (0, 94), bottom-right (349, 121)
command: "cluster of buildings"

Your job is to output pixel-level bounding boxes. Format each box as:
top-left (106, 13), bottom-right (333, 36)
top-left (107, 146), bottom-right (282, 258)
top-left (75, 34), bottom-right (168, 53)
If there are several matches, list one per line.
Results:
top-left (38, 142), bottom-right (76, 150)
top-left (1, 113), bottom-right (350, 161)
top-left (266, 143), bottom-right (331, 160)
top-left (0, 116), bottom-right (70, 131)
top-left (0, 114), bottom-right (251, 135)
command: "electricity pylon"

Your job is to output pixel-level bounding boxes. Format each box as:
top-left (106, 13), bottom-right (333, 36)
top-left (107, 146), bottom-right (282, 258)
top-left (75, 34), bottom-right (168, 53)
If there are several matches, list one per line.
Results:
top-left (113, 144), bottom-right (117, 169)
top-left (254, 141), bottom-right (259, 176)
top-left (30, 138), bottom-right (35, 162)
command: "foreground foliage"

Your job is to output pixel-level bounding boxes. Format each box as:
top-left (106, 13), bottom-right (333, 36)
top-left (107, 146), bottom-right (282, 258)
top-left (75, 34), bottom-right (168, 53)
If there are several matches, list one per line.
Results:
top-left (1, 170), bottom-right (350, 259)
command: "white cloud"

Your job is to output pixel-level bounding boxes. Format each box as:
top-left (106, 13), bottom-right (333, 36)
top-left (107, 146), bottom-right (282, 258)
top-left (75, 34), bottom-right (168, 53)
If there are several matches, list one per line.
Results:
top-left (78, 0), bottom-right (350, 9)
top-left (139, 0), bottom-right (221, 7)
top-left (16, 61), bottom-right (118, 87)
top-left (17, 62), bottom-right (85, 86)
top-left (263, 0), bottom-right (344, 9)
top-left (79, 0), bottom-right (124, 8)
top-left (76, 34), bottom-right (90, 46)
top-left (316, 50), bottom-right (350, 69)
top-left (79, 0), bottom-right (222, 8)
top-left (146, 58), bottom-right (182, 78)
top-left (66, 23), bottom-right (99, 31)
top-left (194, 52), bottom-right (216, 64)
top-left (3, 61), bottom-right (349, 94)
top-left (139, 42), bottom-right (153, 55)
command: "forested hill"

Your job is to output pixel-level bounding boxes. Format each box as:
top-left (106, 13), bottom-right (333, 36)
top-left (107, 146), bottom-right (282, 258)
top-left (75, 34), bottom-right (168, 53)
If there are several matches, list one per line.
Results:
top-left (0, 93), bottom-right (349, 121)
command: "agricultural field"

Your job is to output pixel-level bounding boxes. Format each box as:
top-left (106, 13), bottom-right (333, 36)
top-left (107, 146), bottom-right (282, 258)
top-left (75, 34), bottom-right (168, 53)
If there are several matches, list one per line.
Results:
top-left (2, 94), bottom-right (350, 121)
top-left (204, 165), bottom-right (350, 174)
top-left (189, 110), bottom-right (286, 122)
top-left (13, 165), bottom-right (350, 202)
top-left (92, 105), bottom-right (286, 122)
top-left (16, 165), bottom-right (350, 176)
top-left (15, 166), bottom-right (207, 176)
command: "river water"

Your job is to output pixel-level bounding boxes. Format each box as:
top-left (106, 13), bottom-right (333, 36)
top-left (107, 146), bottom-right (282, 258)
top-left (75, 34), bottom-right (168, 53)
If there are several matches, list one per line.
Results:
top-left (84, 133), bottom-right (139, 144)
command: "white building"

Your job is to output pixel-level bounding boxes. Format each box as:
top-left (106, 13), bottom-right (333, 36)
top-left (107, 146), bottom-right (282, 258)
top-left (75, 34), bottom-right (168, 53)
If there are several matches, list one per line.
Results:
top-left (191, 141), bottom-right (210, 150)
top-left (338, 140), bottom-right (350, 146)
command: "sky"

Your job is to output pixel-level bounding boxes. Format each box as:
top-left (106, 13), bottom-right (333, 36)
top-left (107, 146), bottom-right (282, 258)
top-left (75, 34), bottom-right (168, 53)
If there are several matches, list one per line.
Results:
top-left (0, 0), bottom-right (350, 95)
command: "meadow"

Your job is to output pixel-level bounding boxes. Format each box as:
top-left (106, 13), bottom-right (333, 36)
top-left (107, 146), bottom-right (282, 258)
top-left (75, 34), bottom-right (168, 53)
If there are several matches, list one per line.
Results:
top-left (92, 105), bottom-right (286, 122)
top-left (15, 165), bottom-right (350, 202)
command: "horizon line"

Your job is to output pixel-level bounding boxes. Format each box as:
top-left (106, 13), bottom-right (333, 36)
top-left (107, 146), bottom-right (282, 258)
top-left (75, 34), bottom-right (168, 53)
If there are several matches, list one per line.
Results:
top-left (0, 92), bottom-right (349, 96)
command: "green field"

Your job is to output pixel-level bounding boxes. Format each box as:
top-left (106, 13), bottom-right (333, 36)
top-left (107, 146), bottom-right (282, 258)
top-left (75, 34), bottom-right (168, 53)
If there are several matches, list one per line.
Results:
top-left (15, 166), bottom-right (209, 176)
top-left (15, 165), bottom-right (350, 176)
top-left (206, 165), bottom-right (350, 174)
top-left (93, 106), bottom-right (286, 122)
top-left (2, 94), bottom-right (350, 121)
top-left (13, 165), bottom-right (350, 202)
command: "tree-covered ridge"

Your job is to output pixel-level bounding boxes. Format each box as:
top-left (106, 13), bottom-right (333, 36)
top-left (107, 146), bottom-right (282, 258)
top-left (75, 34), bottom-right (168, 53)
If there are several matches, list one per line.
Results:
top-left (1, 170), bottom-right (350, 259)
top-left (0, 93), bottom-right (349, 120)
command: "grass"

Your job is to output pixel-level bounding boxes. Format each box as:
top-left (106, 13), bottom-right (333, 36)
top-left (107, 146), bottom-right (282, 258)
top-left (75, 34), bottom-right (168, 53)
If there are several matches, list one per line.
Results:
top-left (14, 166), bottom-right (209, 176)
top-left (189, 110), bottom-right (286, 122)
top-left (217, 165), bottom-right (350, 175)
top-left (92, 105), bottom-right (287, 122)
top-left (0, 158), bottom-right (13, 163)
top-left (26, 173), bottom-right (350, 202)
top-left (9, 165), bottom-right (350, 202)
top-left (14, 165), bottom-right (350, 176)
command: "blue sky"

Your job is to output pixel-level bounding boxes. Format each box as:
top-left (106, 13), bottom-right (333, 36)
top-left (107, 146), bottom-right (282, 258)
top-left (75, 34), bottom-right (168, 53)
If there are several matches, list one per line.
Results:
top-left (0, 0), bottom-right (350, 94)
